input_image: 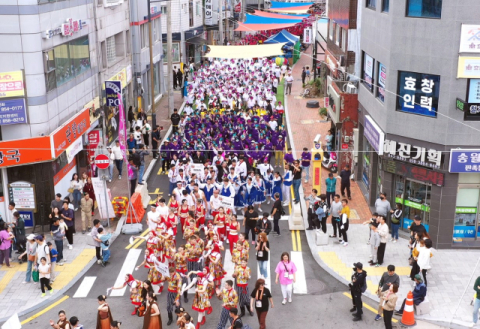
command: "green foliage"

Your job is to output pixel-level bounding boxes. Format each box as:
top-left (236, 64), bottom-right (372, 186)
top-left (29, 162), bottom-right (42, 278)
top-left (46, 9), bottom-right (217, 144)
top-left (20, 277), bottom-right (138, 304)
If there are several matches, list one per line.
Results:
top-left (319, 107), bottom-right (327, 117)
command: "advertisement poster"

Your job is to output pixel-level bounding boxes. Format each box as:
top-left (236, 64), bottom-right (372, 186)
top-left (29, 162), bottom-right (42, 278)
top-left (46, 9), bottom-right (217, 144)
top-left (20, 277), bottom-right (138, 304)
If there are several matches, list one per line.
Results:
top-left (459, 24), bottom-right (480, 53)
top-left (0, 99), bottom-right (27, 125)
top-left (105, 107), bottom-right (120, 146)
top-left (363, 54), bottom-right (374, 92)
top-left (377, 63), bottom-right (386, 102)
top-left (453, 207), bottom-right (477, 238)
top-left (234, 0), bottom-right (241, 13)
top-left (469, 79), bottom-right (480, 104)
top-left (0, 71), bottom-right (25, 99)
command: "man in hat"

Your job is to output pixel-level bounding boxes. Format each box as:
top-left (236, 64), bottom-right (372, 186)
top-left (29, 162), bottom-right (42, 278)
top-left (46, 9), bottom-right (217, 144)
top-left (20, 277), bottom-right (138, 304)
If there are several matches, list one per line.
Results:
top-left (349, 262), bottom-right (367, 321)
top-left (395, 274), bottom-right (427, 316)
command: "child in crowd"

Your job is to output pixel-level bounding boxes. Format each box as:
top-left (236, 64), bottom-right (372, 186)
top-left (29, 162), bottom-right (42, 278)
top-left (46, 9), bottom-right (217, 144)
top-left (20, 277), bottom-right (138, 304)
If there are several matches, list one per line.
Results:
top-left (363, 212), bottom-right (379, 245)
top-left (47, 242), bottom-right (58, 282)
top-left (368, 225), bottom-right (380, 266)
top-left (97, 227), bottom-right (112, 267)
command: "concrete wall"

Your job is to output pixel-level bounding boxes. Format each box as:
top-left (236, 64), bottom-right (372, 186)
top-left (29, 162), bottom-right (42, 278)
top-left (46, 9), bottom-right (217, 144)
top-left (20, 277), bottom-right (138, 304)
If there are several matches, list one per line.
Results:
top-left (358, 0), bottom-right (480, 146)
top-left (157, 0), bottom-right (203, 34)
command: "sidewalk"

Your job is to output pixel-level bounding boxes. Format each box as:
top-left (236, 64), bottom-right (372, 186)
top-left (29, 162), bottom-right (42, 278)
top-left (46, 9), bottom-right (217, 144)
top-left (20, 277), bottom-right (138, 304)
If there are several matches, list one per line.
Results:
top-left (0, 92), bottom-right (184, 322)
top-left (285, 49), bottom-right (480, 327)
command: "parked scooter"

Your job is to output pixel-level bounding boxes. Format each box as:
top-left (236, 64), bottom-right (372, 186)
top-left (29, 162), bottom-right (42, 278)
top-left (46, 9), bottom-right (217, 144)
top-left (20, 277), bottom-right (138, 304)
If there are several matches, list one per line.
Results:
top-left (322, 150), bottom-right (338, 173)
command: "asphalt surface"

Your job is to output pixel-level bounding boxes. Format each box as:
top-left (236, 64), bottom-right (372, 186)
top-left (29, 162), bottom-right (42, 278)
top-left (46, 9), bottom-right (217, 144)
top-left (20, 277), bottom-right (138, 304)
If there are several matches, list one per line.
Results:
top-left (18, 157), bottom-right (407, 329)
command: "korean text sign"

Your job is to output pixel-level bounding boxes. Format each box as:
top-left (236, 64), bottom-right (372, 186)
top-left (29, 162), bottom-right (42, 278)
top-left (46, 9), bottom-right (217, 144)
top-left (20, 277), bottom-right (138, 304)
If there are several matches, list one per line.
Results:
top-left (0, 137), bottom-right (51, 168)
top-left (397, 71), bottom-right (440, 117)
top-left (105, 80), bottom-right (122, 107)
top-left (52, 107), bottom-right (90, 158)
top-left (0, 99), bottom-right (27, 125)
top-left (383, 139), bottom-right (442, 169)
top-left (449, 149), bottom-right (480, 173)
top-left (0, 71), bottom-right (25, 99)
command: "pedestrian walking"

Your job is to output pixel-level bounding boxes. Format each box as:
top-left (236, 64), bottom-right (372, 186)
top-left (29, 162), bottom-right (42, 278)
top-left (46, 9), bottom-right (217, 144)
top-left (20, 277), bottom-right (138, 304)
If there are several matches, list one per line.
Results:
top-left (416, 238), bottom-right (432, 286)
top-left (301, 67), bottom-right (306, 85)
top-left (305, 66), bottom-right (311, 82)
top-left (291, 160), bottom-right (302, 204)
top-left (19, 234), bottom-right (36, 283)
top-left (243, 206), bottom-right (259, 244)
top-left (97, 227), bottom-right (112, 267)
top-left (281, 164), bottom-right (293, 206)
top-left (270, 193), bottom-right (283, 236)
top-left (215, 280), bottom-right (238, 329)
top-left (349, 262), bottom-right (367, 321)
top-left (472, 275), bottom-right (480, 327)
top-left (0, 222), bottom-right (14, 268)
top-left (339, 199), bottom-right (350, 246)
top-left (128, 160), bottom-right (139, 196)
top-left (70, 316), bottom-right (84, 328)
top-left (250, 278), bottom-right (274, 329)
top-left (376, 215), bottom-right (389, 266)
top-left (143, 291), bottom-right (163, 329)
top-left (141, 119), bottom-right (151, 149)
top-left (329, 194), bottom-right (342, 238)
top-left (390, 204), bottom-right (402, 243)
top-left (171, 108), bottom-right (181, 134)
top-left (363, 212), bottom-right (379, 245)
top-left (325, 172), bottom-right (336, 209)
top-left (375, 192), bottom-right (392, 218)
top-left (173, 66), bottom-right (178, 89)
top-left (275, 252), bottom-right (297, 305)
top-left (138, 144), bottom-right (150, 185)
top-left (69, 173), bottom-right (83, 210)
top-left (256, 232), bottom-right (270, 280)
top-left (151, 125), bottom-right (161, 159)
top-left (111, 140), bottom-right (124, 179)
top-left (233, 259), bottom-right (254, 317)
top-left (285, 72), bottom-right (294, 95)
top-left (80, 192), bottom-right (93, 234)
top-left (166, 267), bottom-right (182, 325)
top-left (375, 265), bottom-right (400, 321)
top-left (380, 284), bottom-right (398, 329)
top-left (301, 147), bottom-right (311, 183)
top-left (61, 201), bottom-right (74, 249)
top-left (96, 295), bottom-right (113, 329)
top-left (368, 225), bottom-right (380, 266)
top-left (38, 256), bottom-right (53, 297)
top-left (46, 242), bottom-right (58, 282)
top-left (339, 165), bottom-right (351, 200)
top-left (305, 189), bottom-right (320, 230)
top-left (83, 177), bottom-right (96, 215)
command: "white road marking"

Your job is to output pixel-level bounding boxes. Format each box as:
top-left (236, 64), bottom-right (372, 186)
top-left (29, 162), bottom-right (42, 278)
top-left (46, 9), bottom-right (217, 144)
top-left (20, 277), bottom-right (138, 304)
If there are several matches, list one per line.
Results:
top-left (291, 251), bottom-right (307, 294)
top-left (281, 215), bottom-right (290, 221)
top-left (110, 248), bottom-right (142, 297)
top-left (73, 276), bottom-right (97, 298)
top-left (223, 249), bottom-right (236, 287)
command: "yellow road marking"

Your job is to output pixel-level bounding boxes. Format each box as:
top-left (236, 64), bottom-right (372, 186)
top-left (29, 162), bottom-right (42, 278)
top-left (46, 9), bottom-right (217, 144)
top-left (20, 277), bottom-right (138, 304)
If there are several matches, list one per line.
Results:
top-left (21, 295), bottom-right (69, 325)
top-left (126, 228), bottom-right (149, 249)
top-left (0, 270), bottom-right (16, 294)
top-left (157, 168), bottom-right (163, 175)
top-left (132, 237), bottom-right (146, 249)
top-left (291, 231), bottom-right (297, 251)
top-left (342, 292), bottom-right (398, 323)
top-left (296, 230), bottom-right (302, 252)
top-left (149, 188), bottom-right (163, 195)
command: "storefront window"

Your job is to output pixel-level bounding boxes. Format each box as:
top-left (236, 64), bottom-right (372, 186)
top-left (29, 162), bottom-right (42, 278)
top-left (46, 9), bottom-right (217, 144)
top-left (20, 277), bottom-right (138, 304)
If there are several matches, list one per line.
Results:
top-left (69, 37), bottom-right (91, 77)
top-left (362, 137), bottom-right (372, 190)
top-left (402, 179), bottom-right (431, 231)
top-left (453, 189), bottom-right (479, 240)
top-left (154, 63), bottom-right (160, 97)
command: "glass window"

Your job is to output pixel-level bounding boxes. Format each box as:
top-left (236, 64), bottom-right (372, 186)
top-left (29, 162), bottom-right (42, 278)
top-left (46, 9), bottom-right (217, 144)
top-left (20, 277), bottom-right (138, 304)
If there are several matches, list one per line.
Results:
top-left (382, 0), bottom-right (389, 12)
top-left (154, 63), bottom-right (160, 97)
top-left (362, 137), bottom-right (372, 190)
top-left (335, 26), bottom-right (341, 46)
top-left (407, 0), bottom-right (442, 18)
top-left (397, 70), bottom-right (441, 117)
top-left (362, 52), bottom-right (374, 93)
top-left (454, 188), bottom-right (479, 240)
top-left (366, 0), bottom-right (376, 9)
top-left (54, 44), bottom-right (72, 87)
top-left (403, 180), bottom-right (431, 231)
top-left (106, 36), bottom-right (116, 64)
top-left (69, 36), bottom-right (91, 77)
top-left (196, 1), bottom-right (200, 15)
top-left (329, 20), bottom-right (334, 40)
top-left (377, 62), bottom-right (386, 102)
top-left (341, 29), bottom-right (347, 50)
top-left (395, 177), bottom-right (404, 204)
top-left (140, 25), bottom-right (146, 49)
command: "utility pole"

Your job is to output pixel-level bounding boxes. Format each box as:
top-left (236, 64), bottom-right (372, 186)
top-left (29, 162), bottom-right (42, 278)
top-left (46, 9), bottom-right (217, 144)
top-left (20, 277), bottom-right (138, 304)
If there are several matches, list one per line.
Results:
top-left (218, 0), bottom-right (223, 45)
top-left (148, 0), bottom-right (155, 127)
top-left (167, 0), bottom-right (174, 118)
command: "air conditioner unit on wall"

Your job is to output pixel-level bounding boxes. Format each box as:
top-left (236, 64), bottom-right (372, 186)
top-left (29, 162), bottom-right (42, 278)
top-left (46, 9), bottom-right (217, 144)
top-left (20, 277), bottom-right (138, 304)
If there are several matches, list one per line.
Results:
top-left (346, 83), bottom-right (357, 94)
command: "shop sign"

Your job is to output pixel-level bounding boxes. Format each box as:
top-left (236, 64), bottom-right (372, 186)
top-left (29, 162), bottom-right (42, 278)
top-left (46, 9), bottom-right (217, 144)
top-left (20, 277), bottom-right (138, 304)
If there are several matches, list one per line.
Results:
top-left (126, 65), bottom-right (132, 84)
top-left (449, 149), bottom-right (480, 172)
top-left (205, 0), bottom-right (213, 24)
top-left (66, 137), bottom-right (83, 164)
top-left (0, 71), bottom-right (25, 99)
top-left (51, 107), bottom-right (90, 158)
top-left (457, 56), bottom-right (480, 79)
top-left (383, 139), bottom-right (442, 169)
top-left (19, 210), bottom-right (34, 227)
top-left (397, 71), bottom-right (440, 117)
top-left (454, 206), bottom-right (477, 238)
top-left (0, 136), bottom-right (51, 168)
top-left (469, 79), bottom-right (480, 103)
top-left (83, 96), bottom-right (101, 125)
top-left (404, 199), bottom-right (430, 212)
top-left (456, 98), bottom-right (466, 111)
top-left (459, 25), bottom-right (480, 53)
top-left (456, 207), bottom-right (477, 214)
top-left (105, 80), bottom-right (122, 107)
top-left (364, 115), bottom-right (385, 155)
top-left (185, 26), bottom-right (204, 40)
top-left (43, 19), bottom-right (87, 39)
top-left (88, 129), bottom-right (102, 160)
top-left (105, 0), bottom-right (124, 8)
top-left (8, 181), bottom-right (35, 210)
top-left (377, 63), bottom-right (386, 102)
top-left (384, 159), bottom-right (444, 186)
top-left (0, 99), bottom-right (27, 125)
top-left (103, 68), bottom-right (127, 90)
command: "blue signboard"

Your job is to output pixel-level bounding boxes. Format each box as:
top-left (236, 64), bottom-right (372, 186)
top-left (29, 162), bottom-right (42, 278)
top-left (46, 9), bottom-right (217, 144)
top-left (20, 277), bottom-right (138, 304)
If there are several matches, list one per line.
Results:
top-left (18, 210), bottom-right (34, 227)
top-left (397, 71), bottom-right (440, 117)
top-left (0, 99), bottom-right (27, 125)
top-left (105, 80), bottom-right (122, 107)
top-left (449, 149), bottom-right (480, 173)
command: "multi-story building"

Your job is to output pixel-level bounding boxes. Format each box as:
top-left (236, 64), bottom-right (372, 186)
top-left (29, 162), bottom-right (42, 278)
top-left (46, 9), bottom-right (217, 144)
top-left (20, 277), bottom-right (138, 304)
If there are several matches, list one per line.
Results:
top-left (357, 0), bottom-right (480, 248)
top-left (130, 0), bottom-right (165, 112)
top-left (0, 0), bottom-right (131, 227)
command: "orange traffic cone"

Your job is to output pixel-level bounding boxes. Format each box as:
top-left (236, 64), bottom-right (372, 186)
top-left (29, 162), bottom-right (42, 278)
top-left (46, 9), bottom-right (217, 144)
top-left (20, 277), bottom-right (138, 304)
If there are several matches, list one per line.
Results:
top-left (401, 291), bottom-right (416, 327)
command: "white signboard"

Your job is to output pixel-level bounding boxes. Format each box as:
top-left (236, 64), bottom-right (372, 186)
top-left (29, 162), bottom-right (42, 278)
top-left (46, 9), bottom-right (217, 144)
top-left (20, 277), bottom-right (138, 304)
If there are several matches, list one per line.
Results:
top-left (459, 24), bottom-right (480, 53)
top-left (66, 137), bottom-right (83, 164)
top-left (191, 163), bottom-right (204, 175)
top-left (8, 181), bottom-right (35, 209)
top-left (205, 0), bottom-right (213, 25)
top-left (92, 177), bottom-right (115, 219)
top-left (303, 28), bottom-right (312, 44)
top-left (154, 258), bottom-right (170, 278)
top-left (220, 196), bottom-right (234, 209)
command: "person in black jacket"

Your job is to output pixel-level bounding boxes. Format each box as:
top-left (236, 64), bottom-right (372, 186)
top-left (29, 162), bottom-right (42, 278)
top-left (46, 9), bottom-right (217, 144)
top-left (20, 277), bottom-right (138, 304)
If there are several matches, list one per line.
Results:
top-left (349, 262), bottom-right (367, 321)
top-left (171, 108), bottom-right (181, 134)
top-left (176, 69), bottom-right (183, 89)
top-left (255, 213), bottom-right (272, 236)
top-left (173, 66), bottom-right (178, 89)
top-left (192, 151), bottom-right (205, 164)
top-left (151, 125), bottom-right (161, 159)
top-left (339, 165), bottom-right (352, 200)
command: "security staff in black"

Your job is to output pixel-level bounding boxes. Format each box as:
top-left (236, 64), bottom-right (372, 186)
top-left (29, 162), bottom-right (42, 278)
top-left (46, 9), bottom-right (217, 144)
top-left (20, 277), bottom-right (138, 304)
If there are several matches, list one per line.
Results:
top-left (349, 262), bottom-right (367, 321)
top-left (305, 189), bottom-right (320, 230)
top-left (171, 108), bottom-right (181, 133)
top-left (151, 125), bottom-right (161, 159)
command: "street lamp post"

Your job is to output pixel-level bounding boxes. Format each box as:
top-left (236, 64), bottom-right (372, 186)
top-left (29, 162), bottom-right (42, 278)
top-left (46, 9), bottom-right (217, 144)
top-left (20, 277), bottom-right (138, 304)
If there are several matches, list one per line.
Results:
top-left (147, 0), bottom-right (156, 129)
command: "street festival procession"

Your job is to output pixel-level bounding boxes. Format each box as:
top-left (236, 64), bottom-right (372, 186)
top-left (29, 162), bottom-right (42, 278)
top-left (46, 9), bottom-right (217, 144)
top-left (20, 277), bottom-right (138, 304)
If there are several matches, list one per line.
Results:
top-left (0, 0), bottom-right (479, 329)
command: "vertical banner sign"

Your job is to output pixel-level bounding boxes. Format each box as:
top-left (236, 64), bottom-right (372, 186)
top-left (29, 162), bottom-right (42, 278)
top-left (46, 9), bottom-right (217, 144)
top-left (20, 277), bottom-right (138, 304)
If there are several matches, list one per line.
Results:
top-left (92, 177), bottom-right (115, 219)
top-left (105, 81), bottom-right (122, 107)
top-left (234, 0), bottom-right (241, 13)
top-left (377, 63), bottom-right (386, 103)
top-left (205, 0), bottom-right (213, 25)
top-left (117, 94), bottom-right (134, 179)
top-left (363, 54), bottom-right (374, 92)
top-left (303, 28), bottom-right (312, 44)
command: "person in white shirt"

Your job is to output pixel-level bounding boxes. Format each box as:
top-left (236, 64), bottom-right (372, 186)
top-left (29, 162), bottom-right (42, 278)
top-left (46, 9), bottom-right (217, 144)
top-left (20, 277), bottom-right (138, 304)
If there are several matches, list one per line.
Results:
top-left (7, 202), bottom-right (18, 224)
top-left (168, 164), bottom-right (178, 196)
top-left (111, 140), bottom-right (124, 180)
top-left (133, 126), bottom-right (143, 144)
top-left (257, 159), bottom-right (274, 177)
top-left (285, 72), bottom-right (294, 95)
top-left (172, 182), bottom-right (185, 204)
top-left (376, 215), bottom-right (389, 266)
top-left (269, 117), bottom-right (278, 131)
top-left (147, 205), bottom-right (160, 231)
top-left (235, 157), bottom-right (247, 181)
top-left (156, 198), bottom-right (169, 220)
top-left (210, 190), bottom-right (222, 219)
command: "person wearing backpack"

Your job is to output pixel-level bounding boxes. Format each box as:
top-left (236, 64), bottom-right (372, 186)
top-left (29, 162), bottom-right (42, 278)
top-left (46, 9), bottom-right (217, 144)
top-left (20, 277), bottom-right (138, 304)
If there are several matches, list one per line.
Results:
top-left (97, 227), bottom-right (112, 267)
top-left (349, 262), bottom-right (367, 321)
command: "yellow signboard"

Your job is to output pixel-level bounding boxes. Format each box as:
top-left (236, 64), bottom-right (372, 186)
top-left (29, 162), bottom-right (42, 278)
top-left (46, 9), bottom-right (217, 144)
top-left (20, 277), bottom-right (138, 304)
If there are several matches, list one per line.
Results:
top-left (0, 71), bottom-right (25, 98)
top-left (103, 68), bottom-right (127, 90)
top-left (457, 56), bottom-right (480, 79)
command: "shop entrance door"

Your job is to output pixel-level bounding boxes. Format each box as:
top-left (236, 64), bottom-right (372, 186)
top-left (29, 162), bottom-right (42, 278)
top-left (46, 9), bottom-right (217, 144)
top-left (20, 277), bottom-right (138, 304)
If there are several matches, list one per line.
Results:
top-left (453, 188), bottom-right (479, 242)
top-left (402, 179), bottom-right (431, 232)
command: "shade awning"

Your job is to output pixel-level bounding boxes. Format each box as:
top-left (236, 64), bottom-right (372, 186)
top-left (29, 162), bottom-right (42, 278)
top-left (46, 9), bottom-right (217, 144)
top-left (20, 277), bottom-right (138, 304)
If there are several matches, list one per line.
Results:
top-left (269, 6), bottom-right (311, 14)
top-left (204, 43), bottom-right (286, 58)
top-left (264, 29), bottom-right (300, 46)
top-left (185, 36), bottom-right (207, 44)
top-left (253, 10), bottom-right (309, 19)
top-left (235, 22), bottom-right (298, 32)
top-left (270, 1), bottom-right (313, 8)
top-left (244, 13), bottom-right (303, 24)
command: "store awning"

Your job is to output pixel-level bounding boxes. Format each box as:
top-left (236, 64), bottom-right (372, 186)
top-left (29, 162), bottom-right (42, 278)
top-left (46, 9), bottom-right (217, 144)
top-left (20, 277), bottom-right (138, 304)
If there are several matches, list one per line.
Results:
top-left (270, 1), bottom-right (313, 8)
top-left (186, 36), bottom-right (207, 44)
top-left (235, 22), bottom-right (298, 32)
top-left (204, 43), bottom-right (286, 58)
top-left (244, 13), bottom-right (303, 24)
top-left (253, 10), bottom-right (309, 19)
top-left (268, 6), bottom-right (311, 14)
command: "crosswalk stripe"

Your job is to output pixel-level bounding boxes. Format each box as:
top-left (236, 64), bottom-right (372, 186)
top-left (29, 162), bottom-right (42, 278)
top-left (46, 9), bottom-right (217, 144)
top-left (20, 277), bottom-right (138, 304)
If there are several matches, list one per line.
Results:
top-left (291, 251), bottom-right (307, 294)
top-left (110, 249), bottom-right (142, 297)
top-left (73, 276), bottom-right (97, 298)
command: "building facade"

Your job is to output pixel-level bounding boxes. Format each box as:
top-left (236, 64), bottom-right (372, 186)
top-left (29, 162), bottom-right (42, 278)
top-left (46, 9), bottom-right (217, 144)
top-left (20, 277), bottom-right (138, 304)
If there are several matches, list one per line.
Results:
top-left (0, 0), bottom-right (131, 227)
top-left (357, 0), bottom-right (480, 248)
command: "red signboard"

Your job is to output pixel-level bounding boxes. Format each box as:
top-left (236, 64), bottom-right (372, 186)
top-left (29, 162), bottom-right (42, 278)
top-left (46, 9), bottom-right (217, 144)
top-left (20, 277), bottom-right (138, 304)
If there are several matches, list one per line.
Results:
top-left (95, 154), bottom-right (110, 169)
top-left (52, 108), bottom-right (91, 158)
top-left (341, 143), bottom-right (349, 150)
top-left (0, 136), bottom-right (52, 168)
top-left (88, 130), bottom-right (101, 160)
